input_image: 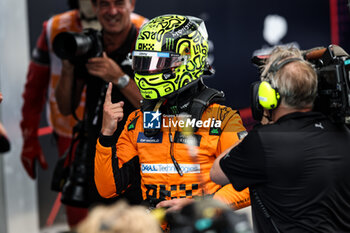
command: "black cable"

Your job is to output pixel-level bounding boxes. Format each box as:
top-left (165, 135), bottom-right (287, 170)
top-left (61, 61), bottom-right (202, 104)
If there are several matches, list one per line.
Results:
top-left (251, 188), bottom-right (281, 233)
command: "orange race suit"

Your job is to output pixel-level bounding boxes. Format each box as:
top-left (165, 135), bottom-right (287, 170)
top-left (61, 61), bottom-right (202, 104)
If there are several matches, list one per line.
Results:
top-left (95, 103), bottom-right (250, 209)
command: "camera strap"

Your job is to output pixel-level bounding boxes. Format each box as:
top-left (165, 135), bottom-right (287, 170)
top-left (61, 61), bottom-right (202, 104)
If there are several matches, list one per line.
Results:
top-left (68, 77), bottom-right (91, 162)
top-left (92, 84), bottom-right (107, 126)
top-left (251, 188), bottom-right (281, 233)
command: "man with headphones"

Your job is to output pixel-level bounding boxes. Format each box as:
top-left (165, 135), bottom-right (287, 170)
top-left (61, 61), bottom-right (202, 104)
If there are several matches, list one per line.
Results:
top-left (210, 46), bottom-right (350, 232)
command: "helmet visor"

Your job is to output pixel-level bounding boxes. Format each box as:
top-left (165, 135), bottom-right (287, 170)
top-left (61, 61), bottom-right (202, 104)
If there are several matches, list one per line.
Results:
top-left (132, 51), bottom-right (186, 73)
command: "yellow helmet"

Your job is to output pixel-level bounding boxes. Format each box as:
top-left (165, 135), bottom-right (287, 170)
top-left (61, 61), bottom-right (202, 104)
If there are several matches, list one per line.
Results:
top-left (132, 14), bottom-right (209, 100)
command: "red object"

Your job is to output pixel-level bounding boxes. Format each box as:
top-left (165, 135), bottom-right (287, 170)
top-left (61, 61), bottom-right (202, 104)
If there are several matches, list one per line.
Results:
top-left (46, 192), bottom-right (88, 227)
top-left (330, 0), bottom-right (339, 45)
top-left (239, 107), bottom-right (257, 132)
top-left (38, 126), bottom-right (53, 137)
top-left (46, 193), bottom-right (62, 226)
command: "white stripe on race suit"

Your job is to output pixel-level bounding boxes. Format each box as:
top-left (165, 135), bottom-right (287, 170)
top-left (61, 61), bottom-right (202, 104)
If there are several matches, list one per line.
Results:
top-left (141, 163), bottom-right (200, 174)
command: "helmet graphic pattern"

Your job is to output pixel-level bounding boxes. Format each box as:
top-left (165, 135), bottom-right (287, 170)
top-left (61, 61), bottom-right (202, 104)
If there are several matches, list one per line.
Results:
top-left (134, 15), bottom-right (209, 100)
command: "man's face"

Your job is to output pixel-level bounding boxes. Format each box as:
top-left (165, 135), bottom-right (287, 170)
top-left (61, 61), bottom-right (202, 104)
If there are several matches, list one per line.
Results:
top-left (93, 0), bottom-right (135, 34)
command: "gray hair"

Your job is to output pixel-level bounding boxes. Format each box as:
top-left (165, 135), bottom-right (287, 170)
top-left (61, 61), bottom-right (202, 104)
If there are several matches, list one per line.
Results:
top-left (261, 46), bottom-right (318, 109)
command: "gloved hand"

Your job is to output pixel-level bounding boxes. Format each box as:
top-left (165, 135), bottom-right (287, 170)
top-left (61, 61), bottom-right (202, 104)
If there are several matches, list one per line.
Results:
top-left (21, 134), bottom-right (48, 179)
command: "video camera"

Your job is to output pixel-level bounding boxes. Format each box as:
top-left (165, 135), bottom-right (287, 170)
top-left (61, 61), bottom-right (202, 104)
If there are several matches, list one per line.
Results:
top-left (53, 28), bottom-right (103, 63)
top-left (251, 44), bottom-right (350, 125)
top-left (304, 45), bottom-right (350, 125)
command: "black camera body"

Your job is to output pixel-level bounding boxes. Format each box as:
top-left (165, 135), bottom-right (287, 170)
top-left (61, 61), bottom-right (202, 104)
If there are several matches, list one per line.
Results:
top-left (60, 133), bottom-right (90, 208)
top-left (53, 28), bottom-right (103, 63)
top-left (51, 120), bottom-right (91, 208)
top-left (307, 45), bottom-right (350, 125)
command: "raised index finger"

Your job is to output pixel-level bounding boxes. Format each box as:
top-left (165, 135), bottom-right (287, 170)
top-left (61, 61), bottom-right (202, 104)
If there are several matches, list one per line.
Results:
top-left (105, 82), bottom-right (113, 104)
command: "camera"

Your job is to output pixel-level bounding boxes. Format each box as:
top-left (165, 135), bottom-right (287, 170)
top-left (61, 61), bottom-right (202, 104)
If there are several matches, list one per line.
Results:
top-left (53, 28), bottom-right (103, 63)
top-left (50, 120), bottom-right (91, 208)
top-left (165, 199), bottom-right (252, 233)
top-left (60, 130), bottom-right (90, 208)
top-left (305, 45), bottom-right (350, 125)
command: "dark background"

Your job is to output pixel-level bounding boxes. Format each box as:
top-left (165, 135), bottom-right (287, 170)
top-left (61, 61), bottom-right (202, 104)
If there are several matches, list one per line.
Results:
top-left (26, 0), bottom-right (333, 227)
top-left (27, 0), bottom-right (331, 110)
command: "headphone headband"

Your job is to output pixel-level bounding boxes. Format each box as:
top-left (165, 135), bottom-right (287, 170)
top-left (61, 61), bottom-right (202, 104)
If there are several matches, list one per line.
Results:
top-left (267, 57), bottom-right (303, 76)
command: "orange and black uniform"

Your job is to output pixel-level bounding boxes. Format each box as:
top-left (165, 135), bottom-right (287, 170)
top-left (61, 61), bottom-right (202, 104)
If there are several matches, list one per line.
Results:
top-left (95, 103), bottom-right (250, 209)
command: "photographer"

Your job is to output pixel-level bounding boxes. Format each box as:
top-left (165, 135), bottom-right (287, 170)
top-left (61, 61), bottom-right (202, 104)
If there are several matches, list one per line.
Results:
top-left (20, 0), bottom-right (100, 226)
top-left (21, 0), bottom-right (100, 181)
top-left (210, 46), bottom-right (350, 233)
top-left (55, 0), bottom-right (146, 208)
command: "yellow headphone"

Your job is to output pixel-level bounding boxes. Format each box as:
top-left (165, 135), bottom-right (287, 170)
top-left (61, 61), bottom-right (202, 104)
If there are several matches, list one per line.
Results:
top-left (258, 57), bottom-right (302, 110)
top-left (258, 81), bottom-right (280, 109)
